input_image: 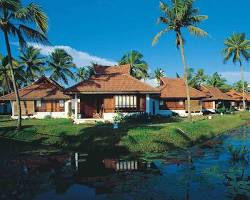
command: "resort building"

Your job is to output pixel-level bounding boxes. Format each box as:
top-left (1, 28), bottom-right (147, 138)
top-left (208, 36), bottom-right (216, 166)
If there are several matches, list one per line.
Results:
top-left (156, 78), bottom-right (206, 117)
top-left (226, 89), bottom-right (250, 110)
top-left (65, 64), bottom-right (160, 123)
top-left (197, 85), bottom-right (233, 112)
top-left (0, 76), bottom-right (71, 119)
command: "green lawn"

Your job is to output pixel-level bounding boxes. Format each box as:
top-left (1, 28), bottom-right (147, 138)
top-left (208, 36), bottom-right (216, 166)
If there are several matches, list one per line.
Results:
top-left (0, 112), bottom-right (250, 155)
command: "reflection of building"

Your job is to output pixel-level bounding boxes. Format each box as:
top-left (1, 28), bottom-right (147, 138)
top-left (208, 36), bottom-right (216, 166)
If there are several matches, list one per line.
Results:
top-left (103, 159), bottom-right (153, 171)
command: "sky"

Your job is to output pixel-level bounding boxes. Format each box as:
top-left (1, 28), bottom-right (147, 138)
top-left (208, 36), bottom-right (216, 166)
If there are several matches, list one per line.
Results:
top-left (2, 0), bottom-right (250, 84)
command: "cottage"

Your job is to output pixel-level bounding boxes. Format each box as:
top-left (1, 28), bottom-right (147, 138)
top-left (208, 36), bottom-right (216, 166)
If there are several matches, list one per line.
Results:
top-left (0, 76), bottom-right (71, 119)
top-left (198, 85), bottom-right (233, 112)
top-left (226, 89), bottom-right (250, 110)
top-left (156, 78), bottom-right (206, 117)
top-left (65, 64), bottom-right (160, 123)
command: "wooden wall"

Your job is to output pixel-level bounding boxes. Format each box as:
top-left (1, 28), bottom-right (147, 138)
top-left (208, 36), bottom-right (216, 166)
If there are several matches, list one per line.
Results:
top-left (13, 101), bottom-right (35, 116)
top-left (35, 100), bottom-right (65, 112)
top-left (185, 100), bottom-right (202, 112)
top-left (202, 101), bottom-right (214, 109)
top-left (160, 100), bottom-right (185, 110)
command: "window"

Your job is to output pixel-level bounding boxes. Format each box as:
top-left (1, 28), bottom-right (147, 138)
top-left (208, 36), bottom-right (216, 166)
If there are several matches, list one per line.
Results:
top-left (36, 100), bottom-right (42, 108)
top-left (160, 100), bottom-right (164, 106)
top-left (179, 100), bottom-right (184, 105)
top-left (59, 100), bottom-right (64, 107)
top-left (115, 95), bottom-right (137, 108)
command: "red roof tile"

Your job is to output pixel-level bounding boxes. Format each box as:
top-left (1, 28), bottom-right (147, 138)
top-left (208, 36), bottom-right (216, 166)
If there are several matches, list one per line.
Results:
top-left (198, 85), bottom-right (233, 101)
top-left (66, 65), bottom-right (159, 94)
top-left (159, 77), bottom-right (206, 99)
top-left (0, 76), bottom-right (71, 100)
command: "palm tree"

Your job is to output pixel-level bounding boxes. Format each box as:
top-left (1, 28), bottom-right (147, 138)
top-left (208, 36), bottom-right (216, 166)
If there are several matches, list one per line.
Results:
top-left (153, 68), bottom-right (165, 86)
top-left (189, 68), bottom-right (207, 88)
top-left (19, 46), bottom-right (46, 84)
top-left (0, 0), bottom-right (48, 130)
top-left (76, 66), bottom-right (95, 81)
top-left (206, 72), bottom-right (231, 92)
top-left (119, 50), bottom-right (149, 80)
top-left (152, 0), bottom-right (208, 119)
top-left (223, 33), bottom-right (250, 110)
top-left (47, 48), bottom-right (76, 85)
top-left (233, 80), bottom-right (249, 93)
top-left (0, 56), bottom-right (26, 95)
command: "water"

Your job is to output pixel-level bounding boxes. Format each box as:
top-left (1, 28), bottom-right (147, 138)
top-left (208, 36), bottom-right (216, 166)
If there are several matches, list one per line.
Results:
top-left (0, 126), bottom-right (249, 200)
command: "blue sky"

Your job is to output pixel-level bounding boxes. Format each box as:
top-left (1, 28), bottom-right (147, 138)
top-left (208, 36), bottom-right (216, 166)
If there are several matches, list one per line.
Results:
top-left (6, 0), bottom-right (250, 83)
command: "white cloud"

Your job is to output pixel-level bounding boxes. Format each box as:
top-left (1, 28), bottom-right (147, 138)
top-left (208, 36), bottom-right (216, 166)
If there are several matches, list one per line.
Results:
top-left (29, 43), bottom-right (117, 67)
top-left (221, 71), bottom-right (250, 84)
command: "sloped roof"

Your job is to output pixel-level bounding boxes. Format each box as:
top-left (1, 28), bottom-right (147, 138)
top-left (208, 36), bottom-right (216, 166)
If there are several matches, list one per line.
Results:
top-left (0, 76), bottom-right (71, 100)
top-left (66, 65), bottom-right (159, 94)
top-left (198, 85), bottom-right (233, 101)
top-left (94, 64), bottom-right (131, 75)
top-left (226, 89), bottom-right (250, 101)
top-left (159, 77), bottom-right (206, 99)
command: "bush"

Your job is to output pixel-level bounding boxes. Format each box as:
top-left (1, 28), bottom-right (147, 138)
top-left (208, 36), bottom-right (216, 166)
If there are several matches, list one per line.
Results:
top-left (43, 115), bottom-right (52, 119)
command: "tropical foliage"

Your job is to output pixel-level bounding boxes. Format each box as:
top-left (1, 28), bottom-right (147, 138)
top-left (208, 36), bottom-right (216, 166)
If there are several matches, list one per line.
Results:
top-left (19, 46), bottom-right (46, 84)
top-left (188, 68), bottom-right (207, 88)
top-left (206, 72), bottom-right (231, 92)
top-left (0, 0), bottom-right (48, 130)
top-left (47, 48), bottom-right (76, 85)
top-left (119, 50), bottom-right (149, 80)
top-left (152, 0), bottom-right (208, 119)
top-left (153, 68), bottom-right (165, 86)
top-left (223, 33), bottom-right (250, 110)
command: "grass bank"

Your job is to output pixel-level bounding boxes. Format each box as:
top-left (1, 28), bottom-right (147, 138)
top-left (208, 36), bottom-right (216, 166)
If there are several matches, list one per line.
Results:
top-left (0, 112), bottom-right (250, 155)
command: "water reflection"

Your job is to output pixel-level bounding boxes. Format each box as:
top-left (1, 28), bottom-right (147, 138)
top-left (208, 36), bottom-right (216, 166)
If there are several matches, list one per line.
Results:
top-left (0, 126), bottom-right (249, 200)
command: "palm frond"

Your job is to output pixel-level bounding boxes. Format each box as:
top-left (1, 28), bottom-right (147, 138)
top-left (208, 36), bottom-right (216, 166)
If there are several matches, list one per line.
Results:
top-left (152, 28), bottom-right (170, 46)
top-left (187, 25), bottom-right (208, 37)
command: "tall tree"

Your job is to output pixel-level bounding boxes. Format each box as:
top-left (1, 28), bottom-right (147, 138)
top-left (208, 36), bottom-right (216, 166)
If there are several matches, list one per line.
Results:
top-left (223, 33), bottom-right (250, 110)
top-left (153, 68), bottom-right (165, 86)
top-left (233, 81), bottom-right (250, 93)
top-left (76, 66), bottom-right (95, 81)
top-left (19, 46), bottom-right (46, 84)
top-left (118, 50), bottom-right (149, 80)
top-left (0, 56), bottom-right (26, 95)
top-left (152, 0), bottom-right (208, 119)
top-left (47, 48), bottom-right (76, 85)
top-left (189, 68), bottom-right (207, 88)
top-left (206, 72), bottom-right (231, 92)
top-left (0, 0), bottom-right (48, 130)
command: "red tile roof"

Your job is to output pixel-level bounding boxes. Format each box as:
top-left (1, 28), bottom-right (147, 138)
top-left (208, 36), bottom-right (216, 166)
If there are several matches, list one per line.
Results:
top-left (159, 77), bottom-right (206, 99)
top-left (0, 76), bottom-right (71, 100)
top-left (198, 85), bottom-right (233, 101)
top-left (66, 65), bottom-right (159, 94)
top-left (94, 64), bottom-right (131, 75)
top-left (226, 89), bottom-right (250, 101)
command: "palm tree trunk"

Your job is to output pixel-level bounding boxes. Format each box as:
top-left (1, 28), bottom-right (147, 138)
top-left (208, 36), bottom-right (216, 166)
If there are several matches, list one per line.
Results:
top-left (240, 63), bottom-right (246, 110)
top-left (178, 33), bottom-right (192, 119)
top-left (3, 30), bottom-right (22, 130)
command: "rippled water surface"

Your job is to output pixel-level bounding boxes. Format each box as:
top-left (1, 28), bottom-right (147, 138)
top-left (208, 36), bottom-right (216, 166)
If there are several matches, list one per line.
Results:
top-left (0, 126), bottom-right (249, 200)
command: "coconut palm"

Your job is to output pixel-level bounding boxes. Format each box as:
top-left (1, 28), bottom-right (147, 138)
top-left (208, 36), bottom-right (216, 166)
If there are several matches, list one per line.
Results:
top-left (152, 0), bottom-right (208, 119)
top-left (47, 48), bottom-right (76, 85)
top-left (206, 72), bottom-right (231, 92)
top-left (0, 56), bottom-right (26, 95)
top-left (76, 66), bottom-right (95, 81)
top-left (223, 33), bottom-right (250, 110)
top-left (153, 68), bottom-right (165, 86)
top-left (0, 0), bottom-right (48, 130)
top-left (119, 50), bottom-right (149, 80)
top-left (233, 81), bottom-right (249, 93)
top-left (189, 68), bottom-right (207, 88)
top-left (19, 46), bottom-right (46, 84)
